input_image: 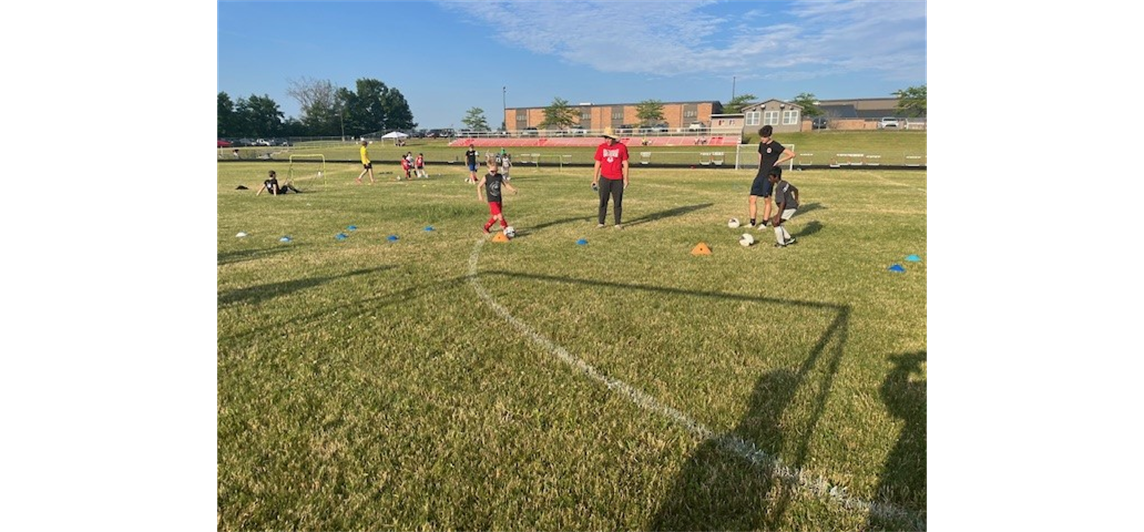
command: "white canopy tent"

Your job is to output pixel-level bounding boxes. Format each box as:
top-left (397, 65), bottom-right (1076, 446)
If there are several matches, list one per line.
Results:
top-left (380, 131), bottom-right (409, 145)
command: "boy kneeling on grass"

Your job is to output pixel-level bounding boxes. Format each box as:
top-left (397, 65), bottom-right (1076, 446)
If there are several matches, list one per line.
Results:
top-left (767, 167), bottom-right (799, 247)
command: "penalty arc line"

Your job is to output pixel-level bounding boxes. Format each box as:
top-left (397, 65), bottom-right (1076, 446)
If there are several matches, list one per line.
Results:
top-left (466, 237), bottom-right (924, 529)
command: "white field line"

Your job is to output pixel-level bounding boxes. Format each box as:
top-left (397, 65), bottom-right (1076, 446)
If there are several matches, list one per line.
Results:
top-left (868, 170), bottom-right (927, 193)
top-left (467, 237), bottom-right (924, 529)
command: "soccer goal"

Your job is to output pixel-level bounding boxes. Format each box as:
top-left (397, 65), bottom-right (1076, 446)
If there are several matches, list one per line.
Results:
top-left (287, 154), bottom-right (326, 188)
top-left (734, 143), bottom-right (795, 171)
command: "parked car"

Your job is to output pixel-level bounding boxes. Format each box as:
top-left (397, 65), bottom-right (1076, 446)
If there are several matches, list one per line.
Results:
top-left (521, 127), bottom-right (538, 136)
top-left (617, 124), bottom-right (638, 135)
top-left (217, 139), bottom-right (232, 148)
top-left (879, 117), bottom-right (900, 129)
top-left (640, 123), bottom-right (669, 134)
top-left (811, 117), bottom-right (828, 130)
top-left (688, 122), bottom-right (707, 131)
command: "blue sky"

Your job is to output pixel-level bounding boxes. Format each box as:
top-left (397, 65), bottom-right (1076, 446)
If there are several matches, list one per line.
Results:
top-left (218, 0), bottom-right (927, 129)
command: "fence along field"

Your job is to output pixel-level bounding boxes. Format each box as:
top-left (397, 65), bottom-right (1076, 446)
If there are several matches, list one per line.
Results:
top-left (217, 138), bottom-right (926, 531)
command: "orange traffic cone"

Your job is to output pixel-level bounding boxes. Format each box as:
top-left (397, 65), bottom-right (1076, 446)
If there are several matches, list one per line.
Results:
top-left (691, 242), bottom-right (712, 255)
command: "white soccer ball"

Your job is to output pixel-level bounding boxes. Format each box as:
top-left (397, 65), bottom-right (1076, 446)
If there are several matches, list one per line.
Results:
top-left (739, 233), bottom-right (755, 247)
top-left (504, 226), bottom-right (516, 238)
top-left (727, 217), bottom-right (741, 229)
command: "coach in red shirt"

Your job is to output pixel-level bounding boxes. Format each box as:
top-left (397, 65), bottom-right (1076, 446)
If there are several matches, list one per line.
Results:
top-left (592, 128), bottom-right (630, 229)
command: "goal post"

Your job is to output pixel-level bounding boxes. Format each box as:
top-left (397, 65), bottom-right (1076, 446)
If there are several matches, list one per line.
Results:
top-left (287, 154), bottom-right (326, 188)
top-left (734, 143), bottom-right (795, 171)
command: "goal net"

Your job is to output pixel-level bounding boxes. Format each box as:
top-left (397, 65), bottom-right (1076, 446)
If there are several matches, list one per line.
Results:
top-left (287, 154), bottom-right (327, 188)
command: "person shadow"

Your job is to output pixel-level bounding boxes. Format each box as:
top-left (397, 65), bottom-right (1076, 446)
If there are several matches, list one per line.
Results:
top-left (650, 369), bottom-right (801, 531)
top-left (867, 351), bottom-right (927, 530)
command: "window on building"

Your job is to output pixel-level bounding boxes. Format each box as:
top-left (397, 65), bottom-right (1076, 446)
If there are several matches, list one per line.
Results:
top-left (745, 111), bottom-right (760, 126)
top-left (612, 111), bottom-right (623, 120)
top-left (763, 110), bottom-right (779, 126)
top-left (684, 110), bottom-right (697, 118)
top-left (782, 110), bottom-right (799, 125)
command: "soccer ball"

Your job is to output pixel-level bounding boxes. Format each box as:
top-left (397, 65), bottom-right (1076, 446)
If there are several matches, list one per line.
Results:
top-left (739, 233), bottom-right (755, 247)
top-left (504, 226), bottom-right (516, 238)
top-left (727, 217), bottom-right (741, 229)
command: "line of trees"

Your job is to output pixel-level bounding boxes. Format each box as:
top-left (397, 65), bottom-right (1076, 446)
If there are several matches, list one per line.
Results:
top-left (217, 77), bottom-right (417, 139)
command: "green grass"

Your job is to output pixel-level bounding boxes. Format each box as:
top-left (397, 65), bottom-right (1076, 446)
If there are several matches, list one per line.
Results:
top-left (222, 130), bottom-right (927, 167)
top-left (218, 160), bottom-right (927, 531)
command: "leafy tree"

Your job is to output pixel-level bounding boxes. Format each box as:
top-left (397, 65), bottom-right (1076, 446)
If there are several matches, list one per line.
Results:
top-left (234, 94), bottom-right (285, 137)
top-left (286, 77), bottom-right (341, 136)
top-left (342, 78), bottom-right (416, 136)
top-left (723, 93), bottom-right (757, 114)
top-left (894, 85), bottom-right (926, 117)
top-left (635, 99), bottom-right (665, 125)
top-left (462, 107), bottom-right (490, 131)
top-left (540, 97), bottom-right (576, 130)
top-left (380, 88), bottom-right (415, 131)
top-left (217, 92), bottom-right (237, 138)
top-left (791, 92), bottom-right (822, 117)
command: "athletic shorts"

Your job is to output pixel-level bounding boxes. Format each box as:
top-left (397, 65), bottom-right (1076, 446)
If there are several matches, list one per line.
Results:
top-left (362, 162), bottom-right (372, 169)
top-left (780, 208), bottom-right (797, 222)
top-left (488, 201), bottom-right (503, 215)
top-left (468, 162), bottom-right (478, 172)
top-left (750, 173), bottom-right (775, 197)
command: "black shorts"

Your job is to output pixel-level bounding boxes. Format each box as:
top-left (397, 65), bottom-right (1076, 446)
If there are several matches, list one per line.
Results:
top-left (750, 174), bottom-right (775, 197)
top-left (363, 162), bottom-right (373, 169)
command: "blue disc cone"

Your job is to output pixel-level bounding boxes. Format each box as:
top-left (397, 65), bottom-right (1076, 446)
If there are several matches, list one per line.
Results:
top-left (576, 239), bottom-right (588, 245)
top-left (336, 233), bottom-right (347, 240)
top-left (279, 236), bottom-right (292, 243)
top-left (888, 264), bottom-right (906, 273)
top-left (905, 254), bottom-right (921, 262)
top-left (424, 226), bottom-right (434, 231)
top-left (387, 235), bottom-right (399, 241)
top-left (347, 225), bottom-right (357, 231)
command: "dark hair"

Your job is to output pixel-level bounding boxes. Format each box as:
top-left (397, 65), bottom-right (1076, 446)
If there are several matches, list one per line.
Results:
top-left (767, 166), bottom-right (782, 178)
top-left (759, 125), bottom-right (773, 138)
top-left (268, 170), bottom-right (276, 177)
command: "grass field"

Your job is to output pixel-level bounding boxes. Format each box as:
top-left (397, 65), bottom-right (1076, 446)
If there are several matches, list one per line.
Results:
top-left (217, 156), bottom-right (927, 530)
top-left (222, 129), bottom-right (927, 168)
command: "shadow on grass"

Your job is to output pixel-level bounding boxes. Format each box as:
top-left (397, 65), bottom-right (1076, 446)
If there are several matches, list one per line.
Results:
top-left (649, 303), bottom-right (852, 530)
top-left (217, 245), bottom-right (294, 266)
top-left (526, 214), bottom-right (595, 232)
top-left (478, 271), bottom-right (843, 524)
top-left (218, 273), bottom-right (472, 345)
top-left (476, 270), bottom-right (921, 529)
top-left (867, 350), bottom-right (927, 530)
top-left (796, 202), bottom-right (824, 215)
top-left (623, 203), bottom-right (713, 228)
top-left (793, 220), bottom-right (823, 239)
top-left (218, 265), bottom-right (394, 307)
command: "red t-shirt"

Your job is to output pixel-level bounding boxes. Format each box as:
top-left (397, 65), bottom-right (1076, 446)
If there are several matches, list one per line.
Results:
top-left (594, 141), bottom-right (629, 179)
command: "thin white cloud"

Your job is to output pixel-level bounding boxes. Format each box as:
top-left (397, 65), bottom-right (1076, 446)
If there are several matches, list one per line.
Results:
top-left (437, 0), bottom-right (925, 80)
